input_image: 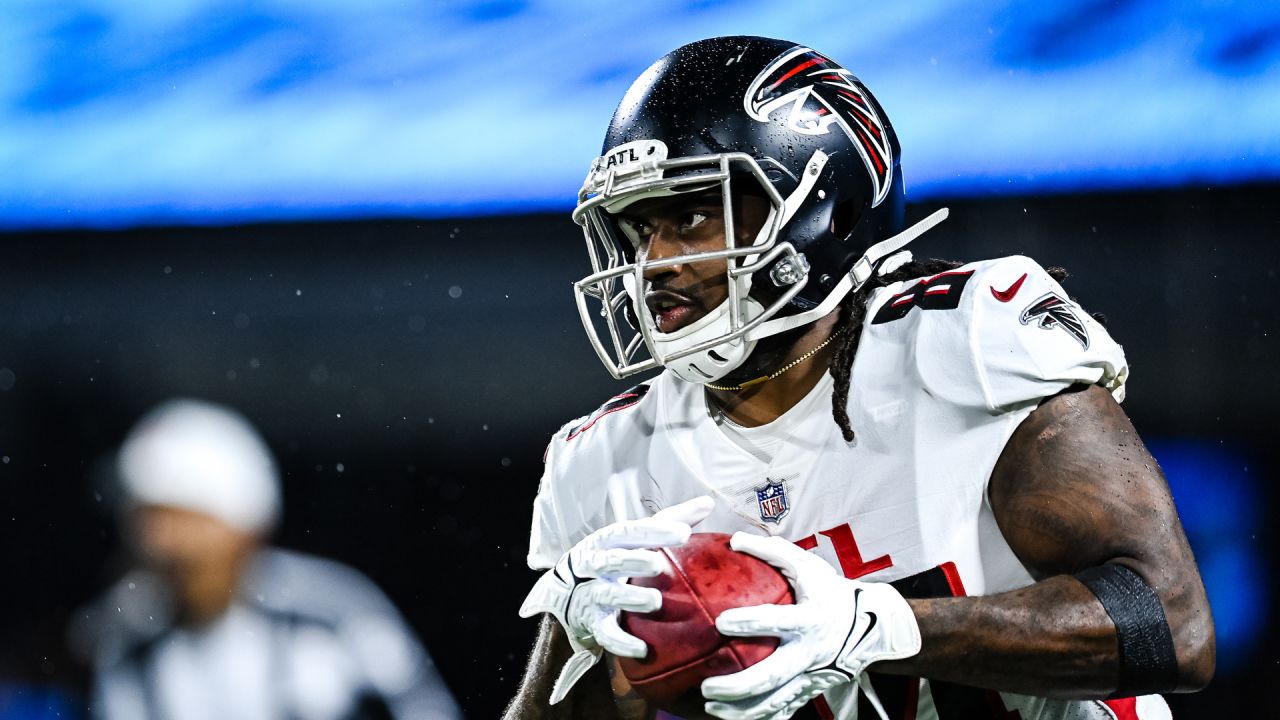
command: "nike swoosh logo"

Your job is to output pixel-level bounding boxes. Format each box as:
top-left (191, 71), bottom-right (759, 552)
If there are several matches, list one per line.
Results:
top-left (991, 273), bottom-right (1028, 303)
top-left (846, 588), bottom-right (878, 650)
top-left (855, 612), bottom-right (878, 648)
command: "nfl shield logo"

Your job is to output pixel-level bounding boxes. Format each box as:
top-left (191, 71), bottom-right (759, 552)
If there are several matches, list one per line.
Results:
top-left (756, 480), bottom-right (789, 524)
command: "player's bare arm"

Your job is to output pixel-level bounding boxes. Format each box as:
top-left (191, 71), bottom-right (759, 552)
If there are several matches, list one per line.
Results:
top-left (875, 383), bottom-right (1215, 697)
top-left (503, 615), bottom-right (624, 720)
top-left (608, 656), bottom-right (661, 720)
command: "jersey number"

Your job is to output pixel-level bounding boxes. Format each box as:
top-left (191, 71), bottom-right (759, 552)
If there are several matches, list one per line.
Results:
top-left (871, 269), bottom-right (974, 325)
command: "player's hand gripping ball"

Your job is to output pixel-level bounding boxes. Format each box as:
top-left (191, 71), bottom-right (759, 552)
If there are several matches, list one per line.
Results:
top-left (618, 532), bottom-right (795, 717)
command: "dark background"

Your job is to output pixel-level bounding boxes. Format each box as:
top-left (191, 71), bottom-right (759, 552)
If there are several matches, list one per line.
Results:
top-left (1, 183), bottom-right (1276, 716)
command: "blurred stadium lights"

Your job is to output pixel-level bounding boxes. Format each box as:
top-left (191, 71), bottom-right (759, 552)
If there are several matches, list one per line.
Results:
top-left (0, 0), bottom-right (1277, 230)
top-left (1147, 438), bottom-right (1266, 671)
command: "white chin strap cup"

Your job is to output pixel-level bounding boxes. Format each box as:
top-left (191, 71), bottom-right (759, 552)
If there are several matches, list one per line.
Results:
top-left (656, 295), bottom-right (764, 384)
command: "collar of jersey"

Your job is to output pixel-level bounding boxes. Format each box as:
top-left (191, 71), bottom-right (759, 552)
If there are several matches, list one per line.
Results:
top-left (707, 371), bottom-right (835, 438)
top-left (654, 368), bottom-right (836, 482)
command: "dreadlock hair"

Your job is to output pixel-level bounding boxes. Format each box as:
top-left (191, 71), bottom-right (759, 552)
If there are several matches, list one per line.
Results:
top-left (827, 260), bottom-right (1104, 442)
top-left (827, 258), bottom-right (961, 442)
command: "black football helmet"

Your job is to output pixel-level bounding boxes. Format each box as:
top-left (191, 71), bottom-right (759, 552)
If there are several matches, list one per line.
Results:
top-left (573, 36), bottom-right (938, 383)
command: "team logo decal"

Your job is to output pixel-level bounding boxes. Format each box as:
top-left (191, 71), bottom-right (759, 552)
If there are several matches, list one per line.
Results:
top-left (756, 480), bottom-right (790, 524)
top-left (745, 47), bottom-right (893, 207)
top-left (1020, 293), bottom-right (1090, 349)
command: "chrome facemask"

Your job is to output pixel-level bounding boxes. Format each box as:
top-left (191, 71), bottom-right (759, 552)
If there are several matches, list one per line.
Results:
top-left (571, 140), bottom-right (824, 383)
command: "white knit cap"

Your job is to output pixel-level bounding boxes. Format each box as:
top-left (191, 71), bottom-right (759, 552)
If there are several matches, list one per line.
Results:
top-left (117, 398), bottom-right (281, 534)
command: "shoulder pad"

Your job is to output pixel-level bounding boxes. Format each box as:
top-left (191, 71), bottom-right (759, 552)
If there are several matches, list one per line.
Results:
top-left (863, 256), bottom-right (1127, 413)
top-left (969, 256), bottom-right (1127, 410)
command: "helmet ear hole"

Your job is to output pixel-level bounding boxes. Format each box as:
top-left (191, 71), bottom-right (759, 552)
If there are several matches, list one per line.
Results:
top-left (831, 197), bottom-right (860, 240)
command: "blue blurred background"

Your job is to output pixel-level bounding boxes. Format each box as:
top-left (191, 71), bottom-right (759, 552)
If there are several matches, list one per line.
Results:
top-left (0, 1), bottom-right (1276, 717)
top-left (3, 0), bottom-right (1278, 228)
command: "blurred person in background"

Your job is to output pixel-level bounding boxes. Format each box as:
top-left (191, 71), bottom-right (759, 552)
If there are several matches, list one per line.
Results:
top-left (71, 399), bottom-right (462, 720)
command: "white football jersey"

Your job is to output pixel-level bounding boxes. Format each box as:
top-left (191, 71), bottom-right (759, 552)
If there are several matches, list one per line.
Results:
top-left (528, 256), bottom-right (1167, 720)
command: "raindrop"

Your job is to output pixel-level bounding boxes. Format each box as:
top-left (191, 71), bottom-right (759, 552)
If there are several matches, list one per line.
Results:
top-left (448, 285), bottom-right (463, 299)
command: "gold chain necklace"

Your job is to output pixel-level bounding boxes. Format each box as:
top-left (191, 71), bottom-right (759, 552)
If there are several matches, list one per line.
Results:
top-left (705, 328), bottom-right (846, 392)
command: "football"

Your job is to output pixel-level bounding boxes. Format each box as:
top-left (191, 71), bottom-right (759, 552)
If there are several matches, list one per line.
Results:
top-left (618, 532), bottom-right (795, 717)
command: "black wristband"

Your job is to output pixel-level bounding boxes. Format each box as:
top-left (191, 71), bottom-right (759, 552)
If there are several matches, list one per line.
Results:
top-left (1075, 564), bottom-right (1179, 697)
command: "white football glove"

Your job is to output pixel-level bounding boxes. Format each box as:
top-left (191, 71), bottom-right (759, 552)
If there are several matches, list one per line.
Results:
top-left (518, 496), bottom-right (715, 704)
top-left (700, 532), bottom-right (922, 720)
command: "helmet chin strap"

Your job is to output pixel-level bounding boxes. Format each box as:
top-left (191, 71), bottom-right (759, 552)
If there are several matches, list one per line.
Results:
top-left (747, 207), bottom-right (950, 341)
top-left (648, 208), bottom-right (948, 384)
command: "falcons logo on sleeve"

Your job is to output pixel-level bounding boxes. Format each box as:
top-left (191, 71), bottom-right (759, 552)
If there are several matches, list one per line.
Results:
top-left (744, 47), bottom-right (893, 207)
top-left (1020, 293), bottom-right (1090, 349)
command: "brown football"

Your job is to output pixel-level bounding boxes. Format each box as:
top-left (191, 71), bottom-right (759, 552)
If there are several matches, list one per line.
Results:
top-left (618, 532), bottom-right (794, 717)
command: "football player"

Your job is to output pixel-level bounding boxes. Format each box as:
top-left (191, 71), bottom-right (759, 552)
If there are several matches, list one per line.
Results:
top-left (507, 36), bottom-right (1213, 720)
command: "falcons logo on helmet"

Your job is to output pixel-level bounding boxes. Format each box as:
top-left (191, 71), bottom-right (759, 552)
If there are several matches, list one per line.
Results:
top-left (1020, 293), bottom-right (1090, 349)
top-left (745, 47), bottom-right (893, 207)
